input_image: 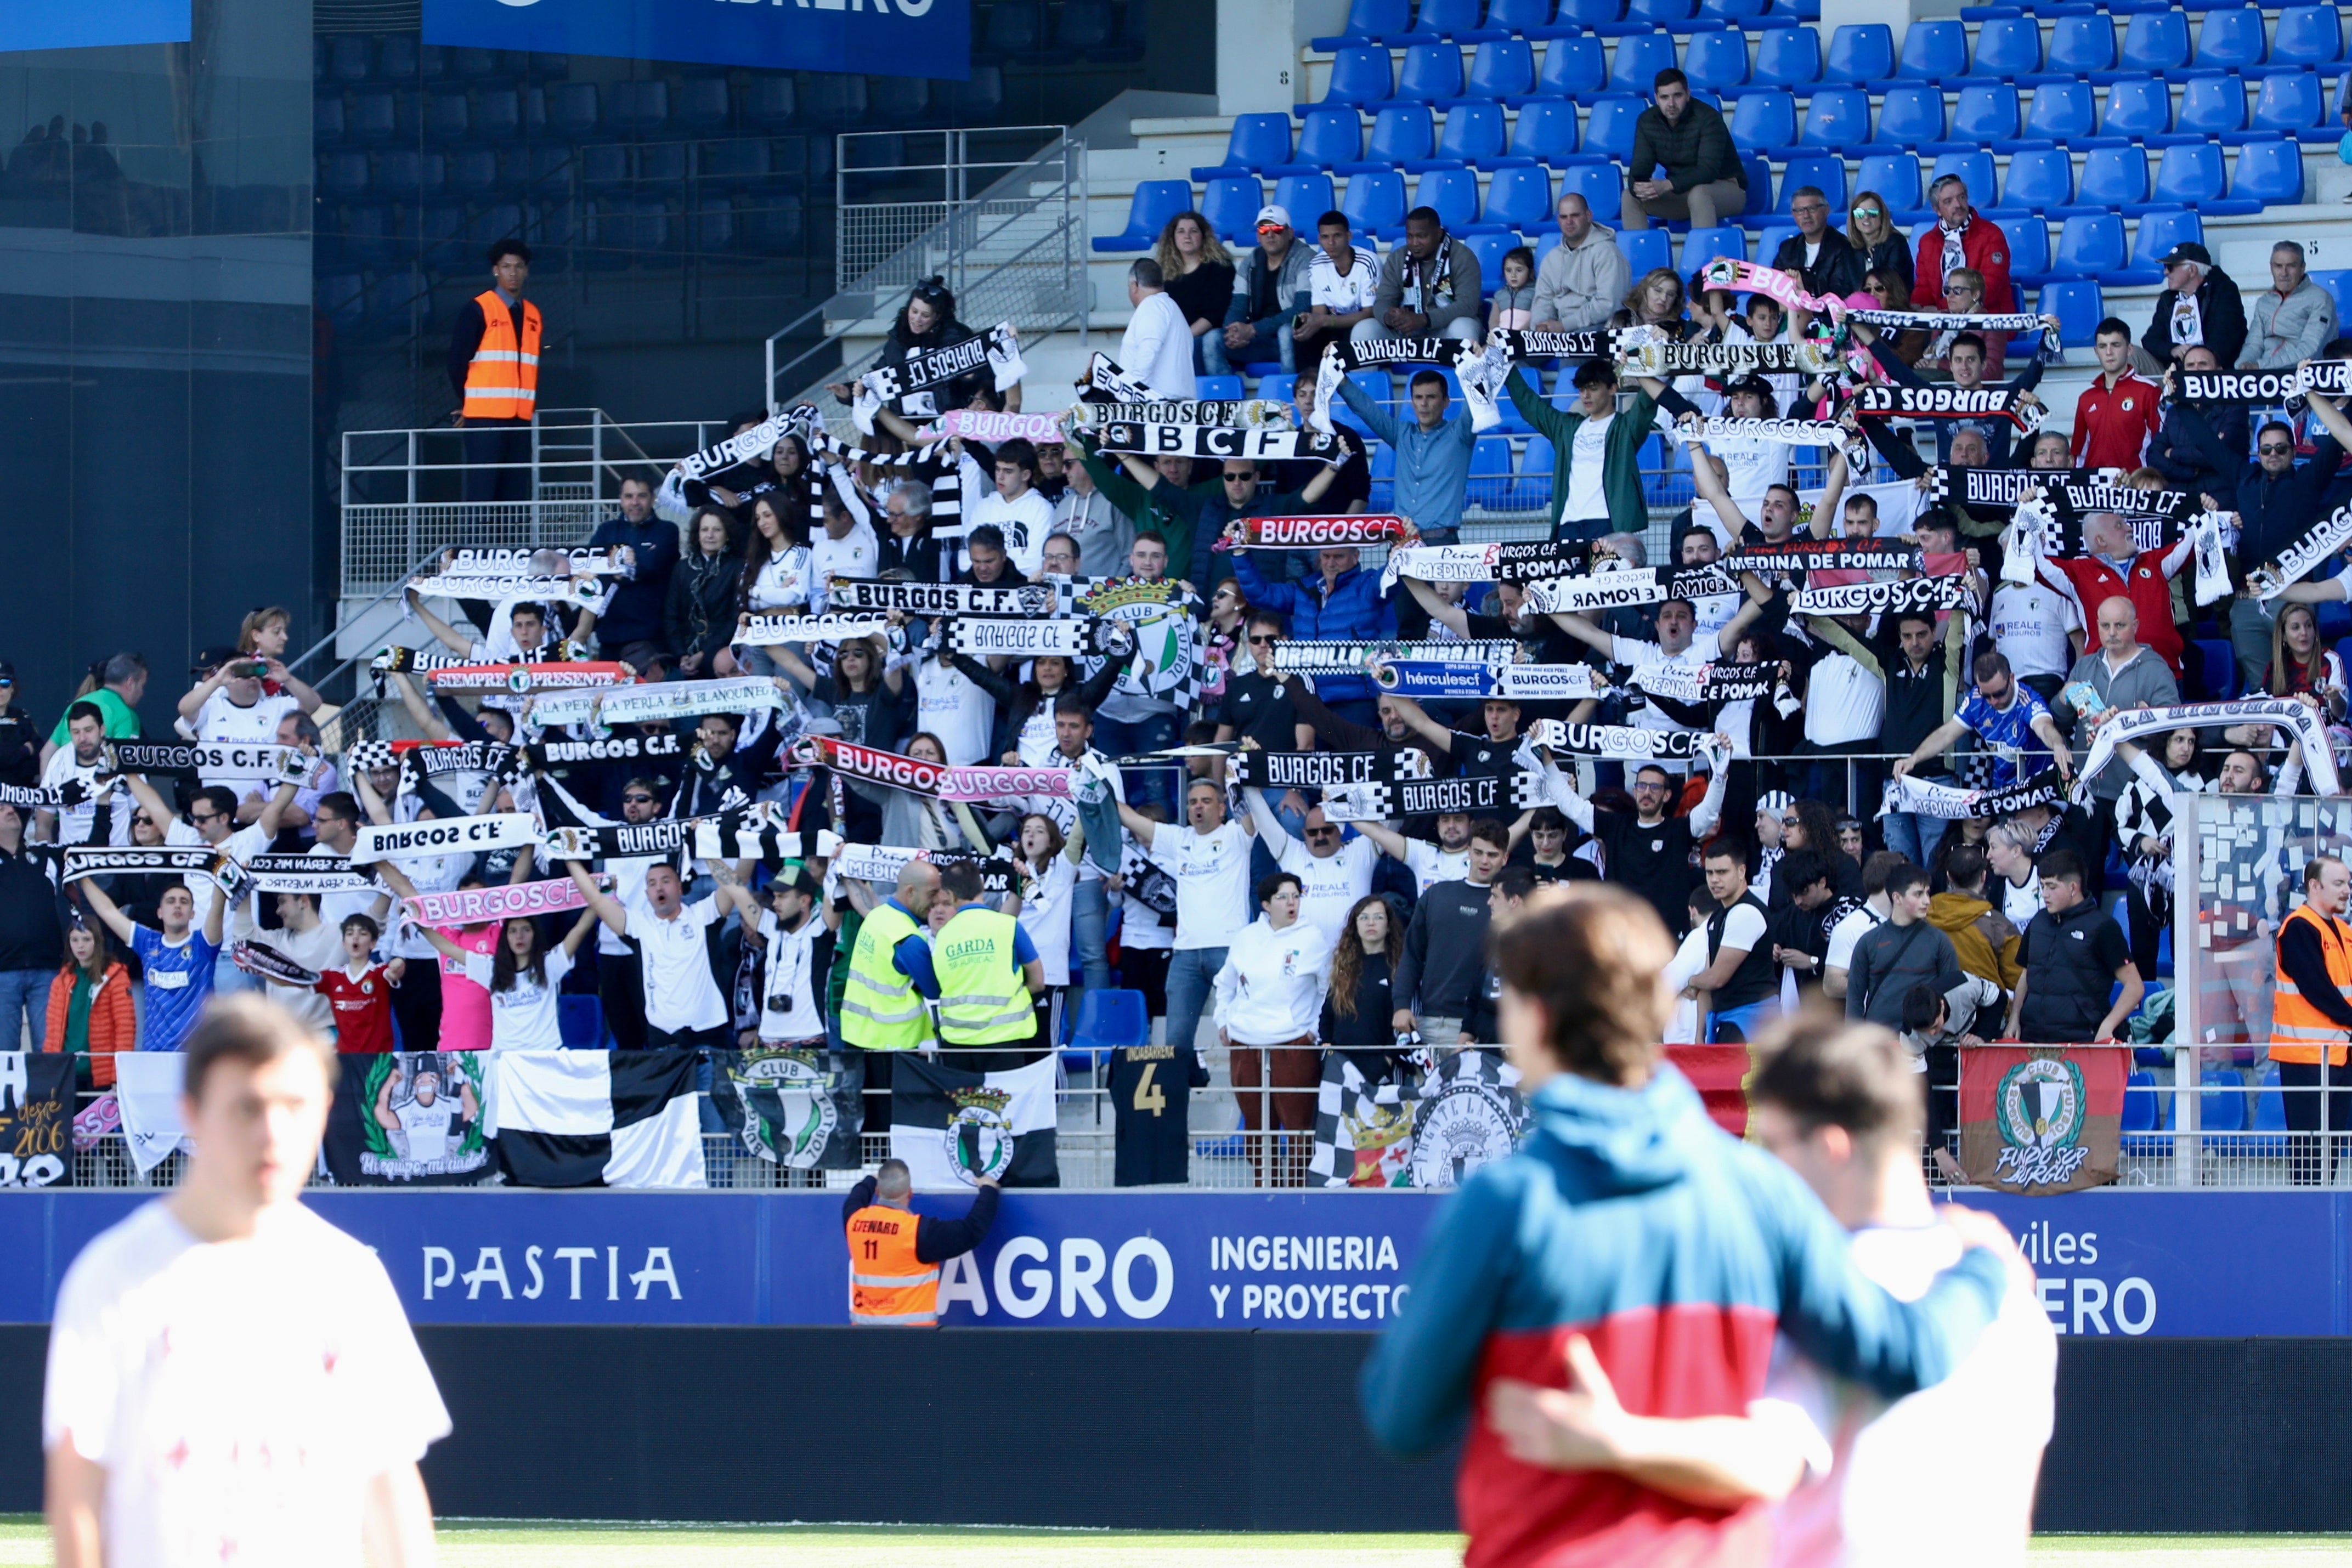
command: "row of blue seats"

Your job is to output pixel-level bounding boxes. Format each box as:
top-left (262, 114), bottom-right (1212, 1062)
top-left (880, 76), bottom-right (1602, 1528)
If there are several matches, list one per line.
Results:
top-left (1314, 0), bottom-right (1814, 47)
top-left (316, 35), bottom-right (567, 86)
top-left (2123, 1067), bottom-right (2300, 1150)
top-left (1301, 11), bottom-right (2347, 115)
top-left (320, 194), bottom-right (808, 272)
top-left (316, 141), bottom-right (826, 203)
top-left (971, 0), bottom-right (1146, 62)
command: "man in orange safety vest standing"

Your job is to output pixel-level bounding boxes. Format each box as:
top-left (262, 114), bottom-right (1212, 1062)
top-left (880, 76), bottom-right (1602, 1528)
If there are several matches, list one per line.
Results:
top-left (447, 238), bottom-right (541, 502)
top-left (2272, 853), bottom-right (2352, 1186)
top-left (843, 1158), bottom-right (1000, 1326)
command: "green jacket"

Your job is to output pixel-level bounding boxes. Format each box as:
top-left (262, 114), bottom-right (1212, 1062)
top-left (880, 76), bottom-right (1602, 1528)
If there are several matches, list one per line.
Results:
top-left (1077, 438), bottom-right (1222, 572)
top-left (1507, 377), bottom-right (1656, 540)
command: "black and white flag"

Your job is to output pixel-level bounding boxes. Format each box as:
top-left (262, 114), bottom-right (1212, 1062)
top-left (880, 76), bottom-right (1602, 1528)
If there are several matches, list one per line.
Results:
top-left (490, 1049), bottom-right (707, 1189)
top-left (1407, 1049), bottom-right (1525, 1190)
top-left (1308, 1054), bottom-right (1418, 1188)
top-left (709, 1046), bottom-right (864, 1170)
top-left (890, 1051), bottom-right (1059, 1188)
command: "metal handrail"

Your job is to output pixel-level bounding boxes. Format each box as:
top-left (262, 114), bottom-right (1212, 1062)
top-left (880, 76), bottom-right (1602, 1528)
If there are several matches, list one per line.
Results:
top-left (287, 543), bottom-right (450, 681)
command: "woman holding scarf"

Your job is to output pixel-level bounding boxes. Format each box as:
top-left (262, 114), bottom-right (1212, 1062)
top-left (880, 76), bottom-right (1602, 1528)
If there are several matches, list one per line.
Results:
top-left (827, 276), bottom-right (985, 416)
top-left (720, 495), bottom-right (811, 680)
top-left (1006, 811), bottom-right (1088, 1052)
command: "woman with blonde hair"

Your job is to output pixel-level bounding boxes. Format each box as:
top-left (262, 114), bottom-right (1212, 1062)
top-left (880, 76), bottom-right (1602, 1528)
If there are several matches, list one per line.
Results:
top-left (237, 606), bottom-right (292, 660)
top-left (1154, 211), bottom-right (1237, 371)
top-left (1610, 266), bottom-right (1689, 333)
top-left (1845, 190), bottom-right (1912, 298)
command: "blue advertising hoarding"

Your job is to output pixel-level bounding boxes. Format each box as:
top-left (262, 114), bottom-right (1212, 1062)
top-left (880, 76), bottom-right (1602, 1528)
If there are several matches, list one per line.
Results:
top-left (3, 1188), bottom-right (2345, 1337)
top-left (0, 0), bottom-right (191, 52)
top-left (423, 0), bottom-right (970, 81)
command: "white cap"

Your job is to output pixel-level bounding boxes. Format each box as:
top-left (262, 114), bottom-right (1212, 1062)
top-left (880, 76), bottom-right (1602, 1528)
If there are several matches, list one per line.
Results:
top-left (1254, 203), bottom-right (1293, 230)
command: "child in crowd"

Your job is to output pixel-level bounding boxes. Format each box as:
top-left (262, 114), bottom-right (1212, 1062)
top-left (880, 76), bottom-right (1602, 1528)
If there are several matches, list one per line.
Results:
top-left (315, 913), bottom-right (403, 1052)
top-left (1487, 247), bottom-right (1537, 335)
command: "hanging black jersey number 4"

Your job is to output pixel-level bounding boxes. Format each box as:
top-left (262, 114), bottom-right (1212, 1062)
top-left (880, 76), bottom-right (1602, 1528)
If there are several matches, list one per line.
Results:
top-left (1110, 1043), bottom-right (1206, 1187)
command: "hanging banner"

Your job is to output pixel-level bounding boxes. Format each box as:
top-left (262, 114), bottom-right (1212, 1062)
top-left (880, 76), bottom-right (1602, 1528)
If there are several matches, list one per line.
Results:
top-left (321, 1051), bottom-right (492, 1187)
top-left (423, 0), bottom-right (975, 87)
top-left (0, 1053), bottom-right (73, 1189)
top-left (709, 1047), bottom-right (866, 1171)
top-left (1959, 1046), bottom-right (2125, 1195)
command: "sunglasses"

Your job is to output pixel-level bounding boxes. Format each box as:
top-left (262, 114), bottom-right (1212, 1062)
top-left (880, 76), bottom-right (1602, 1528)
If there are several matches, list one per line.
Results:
top-left (1256, 223), bottom-right (1287, 235)
top-left (2261, 444), bottom-right (2293, 455)
top-left (622, 793), bottom-right (658, 804)
top-left (1783, 816), bottom-right (1802, 827)
top-left (1305, 825), bottom-right (1339, 838)
top-left (1248, 633), bottom-right (1279, 645)
top-left (1854, 207), bottom-right (1884, 218)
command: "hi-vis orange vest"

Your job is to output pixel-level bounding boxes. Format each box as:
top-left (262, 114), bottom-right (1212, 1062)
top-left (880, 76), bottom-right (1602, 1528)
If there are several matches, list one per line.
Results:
top-left (2272, 902), bottom-right (2352, 1066)
top-left (460, 290), bottom-right (541, 420)
top-left (846, 1203), bottom-right (938, 1326)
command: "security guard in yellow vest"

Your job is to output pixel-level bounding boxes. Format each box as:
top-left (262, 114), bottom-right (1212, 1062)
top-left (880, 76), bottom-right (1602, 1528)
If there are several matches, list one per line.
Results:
top-left (929, 859), bottom-right (1047, 1072)
top-left (840, 861), bottom-right (942, 1134)
top-left (446, 238), bottom-right (542, 503)
top-left (843, 1157), bottom-right (999, 1326)
top-left (2272, 853), bottom-right (2352, 1183)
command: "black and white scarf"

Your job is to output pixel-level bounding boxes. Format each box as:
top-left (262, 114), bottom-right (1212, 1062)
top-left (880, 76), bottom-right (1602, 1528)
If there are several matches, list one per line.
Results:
top-left (678, 406), bottom-right (817, 483)
top-left (830, 577), bottom-right (1067, 619)
top-left (1078, 352), bottom-right (1160, 404)
top-left (1073, 399), bottom-right (1290, 428)
top-left (1628, 661), bottom-right (1781, 706)
top-left (399, 742), bottom-right (524, 796)
top-left (1090, 421), bottom-right (1343, 460)
top-left (524, 676), bottom-right (791, 730)
top-left (1378, 540), bottom-right (1592, 594)
top-left (241, 854), bottom-right (382, 894)
top-left (1718, 540), bottom-right (1921, 575)
top-left (853, 322), bottom-right (1026, 434)
top-left (737, 613), bottom-right (892, 646)
top-left (1789, 576), bottom-right (1976, 617)
top-left (1230, 749), bottom-right (1431, 791)
top-left (1879, 769), bottom-right (2064, 822)
top-left (1849, 383), bottom-right (2042, 431)
top-left (805, 428), bottom-right (965, 542)
top-left (1926, 465), bottom-right (2130, 513)
top-left (1272, 639), bottom-right (1520, 673)
top-left (1848, 307), bottom-right (2060, 362)
top-left (947, 617), bottom-right (1130, 660)
top-left (60, 844), bottom-right (223, 884)
top-left (1526, 721), bottom-right (1711, 760)
top-left (2251, 494), bottom-right (2352, 599)
top-left (1524, 566), bottom-right (1738, 615)
top-left (1310, 334), bottom-right (1494, 435)
top-left (1319, 770), bottom-right (1542, 823)
top-left (0, 779), bottom-right (89, 809)
top-left (2074, 699), bottom-right (2340, 803)
top-left (1373, 662), bottom-right (1604, 703)
top-left (541, 804), bottom-right (774, 864)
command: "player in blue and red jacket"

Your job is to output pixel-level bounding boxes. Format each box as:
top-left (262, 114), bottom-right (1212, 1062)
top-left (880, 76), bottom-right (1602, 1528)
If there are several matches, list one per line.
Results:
top-left (1360, 883), bottom-right (2014, 1568)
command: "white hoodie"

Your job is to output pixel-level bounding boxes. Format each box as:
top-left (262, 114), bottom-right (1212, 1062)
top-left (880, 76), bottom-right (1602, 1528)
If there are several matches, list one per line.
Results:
top-left (1211, 915), bottom-right (1333, 1045)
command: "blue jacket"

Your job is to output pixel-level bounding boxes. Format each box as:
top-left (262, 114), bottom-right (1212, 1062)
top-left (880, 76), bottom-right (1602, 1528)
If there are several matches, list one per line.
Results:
top-left (1359, 1063), bottom-right (2006, 1568)
top-left (1337, 376), bottom-right (1477, 540)
top-left (586, 512), bottom-right (683, 646)
top-left (1228, 554), bottom-right (1398, 705)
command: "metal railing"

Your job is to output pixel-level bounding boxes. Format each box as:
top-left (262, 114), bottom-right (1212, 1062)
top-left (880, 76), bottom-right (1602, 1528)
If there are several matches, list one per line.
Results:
top-left (834, 126), bottom-right (1071, 293)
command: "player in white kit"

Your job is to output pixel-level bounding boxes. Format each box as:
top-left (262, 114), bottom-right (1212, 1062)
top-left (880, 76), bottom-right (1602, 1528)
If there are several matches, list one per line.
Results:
top-left (44, 994), bottom-right (448, 1568)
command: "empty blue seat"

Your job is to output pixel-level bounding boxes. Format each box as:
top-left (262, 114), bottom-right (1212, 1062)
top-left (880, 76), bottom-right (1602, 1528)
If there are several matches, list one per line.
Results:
top-left (1855, 152), bottom-right (1921, 212)
top-left (2005, 215), bottom-right (2051, 282)
top-left (1426, 100), bottom-right (1508, 167)
top-left (2192, 7), bottom-right (2266, 73)
top-left (743, 76), bottom-right (795, 128)
top-left (677, 75), bottom-right (730, 131)
top-left (1466, 434), bottom-right (1518, 508)
top-left (550, 81), bottom-right (600, 138)
top-left (700, 139), bottom-right (771, 186)
top-left (1947, 83), bottom-right (2021, 148)
top-left (1365, 103), bottom-right (1438, 166)
top-left (2119, 10), bottom-right (2190, 75)
top-left (1930, 150), bottom-right (1996, 213)
top-left (1686, 28), bottom-right (1750, 92)
top-left (1537, 35), bottom-right (1607, 96)
top-left (2043, 13), bottom-right (2117, 78)
top-left (2250, 73), bottom-right (2326, 140)
top-left (1202, 174), bottom-right (1263, 242)
top-left (1776, 152), bottom-right (1846, 212)
top-left (557, 993), bottom-right (606, 1049)
top-left (2070, 145), bottom-right (2149, 213)
top-left (1626, 0), bottom-right (1699, 25)
top-left (1899, 19), bottom-right (1967, 80)
top-left (2039, 278), bottom-right (2105, 346)
top-left (2122, 1069), bottom-right (2161, 1144)
top-left (319, 150), bottom-right (370, 199)
top-left (1584, 94), bottom-right (1644, 161)
top-left (1801, 84), bottom-right (1869, 148)
top-left (1816, 24), bottom-right (1887, 86)
top-left (1969, 16), bottom-right (2042, 78)
top-left (1508, 98), bottom-right (1581, 164)
top-left (2201, 1068), bottom-right (2248, 1144)
top-left (1998, 145), bottom-right (2074, 210)
top-left (608, 79), bottom-right (669, 137)
top-left (1464, 231), bottom-right (1516, 290)
top-left (1196, 373), bottom-right (1247, 400)
top-left (347, 86), bottom-right (396, 143)
top-left (2129, 208), bottom-right (2205, 278)
top-left (580, 142), bottom-right (631, 189)
top-left (1700, 0), bottom-right (1767, 19)
top-left (314, 93), bottom-right (345, 145)
top-left (1731, 88), bottom-right (1796, 154)
top-left (2017, 80), bottom-right (2096, 149)
top-left (1560, 159), bottom-right (1622, 220)
top-left (446, 146), bottom-right (498, 194)
top-left (2050, 212), bottom-right (2125, 277)
top-left (1256, 372), bottom-right (1299, 405)
top-left (1194, 112), bottom-right (1294, 179)
top-left (328, 35), bottom-right (372, 83)
top-left (1871, 83), bottom-right (1947, 148)
top-left (1513, 435), bottom-right (1557, 511)
top-left (1681, 224), bottom-right (1743, 272)
top-left (1274, 173), bottom-right (1338, 227)
top-left (474, 86), bottom-right (522, 141)
top-left (2170, 75), bottom-right (2246, 143)
top-left (985, 1), bottom-right (1044, 56)
top-left (2101, 76), bottom-right (2172, 141)
top-left (1055, 0), bottom-right (1118, 52)
top-left (1618, 226), bottom-right (1673, 274)
top-left (2252, 1066), bottom-right (2290, 1156)
top-left (1751, 220), bottom-right (1797, 263)
top-left (423, 88), bottom-right (468, 142)
top-left (1467, 39), bottom-right (1537, 98)
top-left (1094, 178), bottom-right (1190, 251)
top-left (1758, 24), bottom-right (1824, 85)
top-left (1395, 41), bottom-right (1467, 101)
top-left (2154, 141), bottom-right (2255, 214)
top-left (2231, 137), bottom-right (2305, 205)
top-left (1323, 0), bottom-right (1410, 43)
top-left (1554, 0), bottom-right (1623, 24)
top-left (1488, 0), bottom-right (1559, 31)
top-left (1342, 167), bottom-right (1408, 232)
top-left (1739, 152), bottom-right (1772, 216)
top-left (1316, 45), bottom-right (1394, 107)
top-left (1400, 0), bottom-right (1483, 38)
top-left (1484, 163), bottom-right (1556, 229)
top-left (1608, 33), bottom-right (1679, 95)
top-left (1408, 167), bottom-right (1476, 230)
top-left (2271, 6), bottom-right (2343, 71)
top-left (1070, 988), bottom-right (1150, 1071)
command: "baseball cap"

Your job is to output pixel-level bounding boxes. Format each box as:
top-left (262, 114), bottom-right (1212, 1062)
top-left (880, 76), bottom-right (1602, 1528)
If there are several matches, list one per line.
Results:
top-left (2158, 241), bottom-right (2213, 269)
top-left (0, 660), bottom-right (15, 684)
top-left (1254, 203), bottom-right (1293, 231)
top-left (193, 643), bottom-right (242, 673)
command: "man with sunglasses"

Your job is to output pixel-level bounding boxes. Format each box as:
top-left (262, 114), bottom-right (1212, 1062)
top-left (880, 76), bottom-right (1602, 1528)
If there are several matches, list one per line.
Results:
top-left (1229, 544), bottom-right (1394, 726)
top-left (1767, 185), bottom-right (1862, 307)
top-left (1214, 612), bottom-right (1315, 751)
top-left (1207, 203), bottom-right (1313, 377)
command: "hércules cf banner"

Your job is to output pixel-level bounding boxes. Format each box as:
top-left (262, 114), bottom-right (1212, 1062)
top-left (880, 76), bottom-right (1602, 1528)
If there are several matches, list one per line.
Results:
top-left (1960, 1046), bottom-right (2125, 1195)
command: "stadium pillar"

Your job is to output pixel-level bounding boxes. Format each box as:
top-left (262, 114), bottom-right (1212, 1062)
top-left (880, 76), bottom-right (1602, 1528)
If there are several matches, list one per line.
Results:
top-left (1817, 0), bottom-right (1960, 53)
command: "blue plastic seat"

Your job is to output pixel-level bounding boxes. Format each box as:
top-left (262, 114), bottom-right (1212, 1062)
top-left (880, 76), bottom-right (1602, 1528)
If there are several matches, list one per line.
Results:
top-left (2100, 76), bottom-right (2172, 142)
top-left (319, 150), bottom-right (371, 200)
top-left (1699, 0), bottom-right (1767, 20)
top-left (1739, 153), bottom-right (1772, 218)
top-left (676, 75), bottom-right (731, 132)
top-left (2270, 7), bottom-right (2344, 72)
top-left (1608, 33), bottom-right (1680, 95)
top-left (1066, 988), bottom-right (1150, 1074)
top-left (2155, 141), bottom-right (2255, 215)
top-left (2005, 216), bottom-right (2051, 282)
top-left (1055, 0), bottom-right (1118, 52)
top-left (1422, 100), bottom-right (1508, 168)
top-left (1398, 0), bottom-right (1482, 39)
top-left (1467, 39), bottom-right (1538, 98)
top-left (1536, 35), bottom-right (1607, 96)
top-left (446, 146), bottom-right (498, 195)
top-left (2068, 145), bottom-right (2150, 214)
top-left (1488, 0), bottom-right (1559, 31)
top-left (2253, 1066), bottom-right (2291, 1156)
top-left (2016, 80), bottom-right (2096, 150)
top-left (2192, 7), bottom-right (2266, 73)
top-left (1342, 167), bottom-right (1409, 233)
top-left (2119, 10), bottom-right (2190, 76)
top-left (1584, 94), bottom-right (1644, 162)
top-left (2043, 13), bottom-right (2118, 78)
top-left (1395, 41), bottom-right (1467, 102)
top-left (1559, 159), bottom-right (1622, 220)
top-left (743, 76), bottom-right (795, 129)
top-left (2121, 1069), bottom-right (2161, 1150)
top-left (2039, 279), bottom-right (2105, 346)
top-left (550, 81), bottom-right (600, 139)
top-left (1626, 0), bottom-right (1699, 25)
top-left (474, 86), bottom-right (522, 141)
top-left (1256, 372), bottom-right (1299, 405)
top-left (1899, 19), bottom-right (1967, 80)
top-left (1466, 434), bottom-right (1518, 508)
top-left (1273, 173), bottom-right (1338, 228)
top-left (557, 994), bottom-right (606, 1049)
top-left (1968, 16), bottom-right (2042, 78)
top-left (1618, 226), bottom-right (1673, 274)
top-left (1681, 224), bottom-right (1743, 272)
top-left (2250, 73), bottom-right (2326, 141)
top-left (1731, 88), bottom-right (1796, 154)
top-left (1554, 0), bottom-right (1624, 25)
top-left (313, 93), bottom-right (346, 145)
top-left (1087, 179), bottom-right (1185, 252)
top-left (608, 79), bottom-right (669, 137)
top-left (1464, 231), bottom-right (1516, 291)
top-left (2202, 1068), bottom-right (2248, 1145)
top-left (1998, 146), bottom-right (2074, 211)
top-left (1484, 163), bottom-right (1556, 230)
top-left (423, 88), bottom-right (469, 142)
top-left (347, 86), bottom-right (397, 143)
top-left (2231, 137), bottom-right (2305, 206)
top-left (984, 1), bottom-right (1043, 57)
top-left (1758, 25), bottom-right (1824, 86)
top-left (1315, 45), bottom-right (1395, 108)
top-left (1514, 435), bottom-right (1557, 511)
top-left (1324, 0), bottom-right (1410, 42)
top-left (2050, 212), bottom-right (2125, 277)
top-left (1751, 220), bottom-right (1797, 263)
top-left (1870, 83), bottom-right (1947, 148)
top-left (1685, 28), bottom-right (1751, 92)
top-left (1930, 151), bottom-right (1996, 214)
top-left (1821, 23), bottom-right (1889, 84)
top-left (1507, 98), bottom-right (1581, 164)
top-left (1776, 152), bottom-right (1846, 212)
top-left (700, 139), bottom-right (772, 187)
top-left (1946, 83), bottom-right (2022, 149)
top-left (328, 35), bottom-right (372, 82)
top-left (1193, 111), bottom-right (1294, 179)
top-left (1202, 174), bottom-right (1264, 244)
top-left (2127, 208), bottom-right (2205, 280)
top-left (1800, 84), bottom-right (1869, 149)
top-left (1365, 103), bottom-right (1438, 167)
top-left (2169, 75), bottom-right (2247, 143)
top-left (1854, 152), bottom-right (1922, 213)
top-left (1196, 375), bottom-right (1248, 403)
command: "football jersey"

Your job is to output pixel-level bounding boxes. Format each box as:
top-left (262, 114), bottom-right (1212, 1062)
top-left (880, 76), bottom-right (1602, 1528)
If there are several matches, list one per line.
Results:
top-left (315, 963), bottom-right (395, 1053)
top-left (1110, 1043), bottom-right (1207, 1187)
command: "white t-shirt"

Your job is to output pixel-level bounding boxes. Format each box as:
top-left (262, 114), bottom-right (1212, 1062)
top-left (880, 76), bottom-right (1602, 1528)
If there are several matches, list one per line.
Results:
top-left (970, 488), bottom-right (1055, 579)
top-left (1564, 412), bottom-right (1613, 522)
top-left (1014, 853), bottom-right (1079, 987)
top-left (1310, 247), bottom-right (1380, 313)
top-left (627, 893), bottom-right (728, 1033)
top-left (1999, 870), bottom-right (2042, 929)
top-left (1401, 839), bottom-right (1470, 897)
top-left (1803, 650), bottom-right (1886, 748)
top-left (808, 521), bottom-right (879, 614)
top-left (193, 690), bottom-right (299, 792)
top-left (915, 657), bottom-right (998, 767)
top-left (1663, 926), bottom-right (1710, 1045)
top-left (754, 909), bottom-right (828, 1041)
top-left (1714, 433), bottom-right (1794, 519)
top-left (744, 546), bottom-right (812, 613)
top-left (1274, 833), bottom-right (1380, 948)
top-left (1826, 903), bottom-right (1886, 975)
top-left (1611, 628), bottom-right (1723, 761)
top-left (1988, 582), bottom-right (2076, 681)
top-left (1766, 1221), bottom-right (2055, 1567)
top-left (1118, 289), bottom-right (1198, 399)
top-left (42, 748), bottom-right (126, 846)
top-left (1148, 819), bottom-right (1253, 951)
top-left (43, 1200), bottom-right (450, 1568)
top-left (257, 920), bottom-right (345, 1032)
top-left (1714, 901), bottom-right (1770, 967)
top-left (462, 944), bottom-right (574, 1051)
top-left (598, 853), bottom-right (662, 957)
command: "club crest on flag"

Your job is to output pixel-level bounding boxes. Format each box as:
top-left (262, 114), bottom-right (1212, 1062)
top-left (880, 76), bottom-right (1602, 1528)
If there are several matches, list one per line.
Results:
top-left (946, 1084), bottom-right (1017, 1185)
top-left (1410, 1055), bottom-right (1524, 1191)
top-left (725, 1050), bottom-right (841, 1169)
top-left (1345, 1097), bottom-right (1415, 1187)
top-left (1994, 1056), bottom-right (2089, 1187)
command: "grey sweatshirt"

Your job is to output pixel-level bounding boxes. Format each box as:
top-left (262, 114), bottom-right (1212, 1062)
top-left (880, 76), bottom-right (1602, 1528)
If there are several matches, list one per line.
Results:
top-left (1394, 876), bottom-right (1494, 1018)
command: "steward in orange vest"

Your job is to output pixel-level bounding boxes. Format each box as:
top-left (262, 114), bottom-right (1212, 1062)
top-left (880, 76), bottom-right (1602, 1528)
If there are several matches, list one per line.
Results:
top-left (2272, 855), bottom-right (2352, 1184)
top-left (843, 1157), bottom-right (1000, 1326)
top-left (448, 238), bottom-right (542, 502)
